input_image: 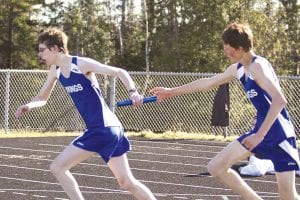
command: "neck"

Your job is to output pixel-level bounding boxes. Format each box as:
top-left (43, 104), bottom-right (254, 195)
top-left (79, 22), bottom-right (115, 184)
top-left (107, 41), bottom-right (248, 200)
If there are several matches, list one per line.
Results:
top-left (240, 51), bottom-right (255, 69)
top-left (55, 53), bottom-right (71, 68)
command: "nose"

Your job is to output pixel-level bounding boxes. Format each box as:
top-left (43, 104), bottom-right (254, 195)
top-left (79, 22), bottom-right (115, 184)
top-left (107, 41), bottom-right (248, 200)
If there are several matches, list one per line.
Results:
top-left (223, 46), bottom-right (228, 52)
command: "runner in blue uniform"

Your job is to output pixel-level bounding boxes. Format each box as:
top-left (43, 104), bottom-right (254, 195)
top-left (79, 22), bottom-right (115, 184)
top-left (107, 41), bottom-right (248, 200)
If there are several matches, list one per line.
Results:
top-left (15, 27), bottom-right (156, 200)
top-left (151, 22), bottom-right (300, 200)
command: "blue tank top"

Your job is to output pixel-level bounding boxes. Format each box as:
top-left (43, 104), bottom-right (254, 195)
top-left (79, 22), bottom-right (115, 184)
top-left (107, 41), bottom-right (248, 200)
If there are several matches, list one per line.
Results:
top-left (56, 57), bottom-right (121, 129)
top-left (237, 56), bottom-right (295, 144)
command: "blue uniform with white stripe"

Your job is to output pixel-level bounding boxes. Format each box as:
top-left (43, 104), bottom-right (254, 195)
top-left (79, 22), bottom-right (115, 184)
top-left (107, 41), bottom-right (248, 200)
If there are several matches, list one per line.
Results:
top-left (56, 57), bottom-right (131, 162)
top-left (237, 56), bottom-right (300, 172)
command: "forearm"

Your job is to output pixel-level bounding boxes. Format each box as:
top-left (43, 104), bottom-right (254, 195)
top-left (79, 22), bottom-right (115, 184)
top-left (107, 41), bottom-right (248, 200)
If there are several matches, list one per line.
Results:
top-left (15, 98), bottom-right (47, 118)
top-left (117, 69), bottom-right (137, 92)
top-left (171, 78), bottom-right (216, 96)
top-left (26, 99), bottom-right (47, 109)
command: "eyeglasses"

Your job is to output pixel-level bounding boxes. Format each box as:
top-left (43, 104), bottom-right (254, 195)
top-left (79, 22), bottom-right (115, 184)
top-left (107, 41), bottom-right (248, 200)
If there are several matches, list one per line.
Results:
top-left (38, 47), bottom-right (48, 53)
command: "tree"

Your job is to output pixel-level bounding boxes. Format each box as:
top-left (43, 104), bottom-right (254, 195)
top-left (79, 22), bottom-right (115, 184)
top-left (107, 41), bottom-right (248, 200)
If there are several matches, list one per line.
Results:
top-left (62, 0), bottom-right (115, 63)
top-left (0, 0), bottom-right (42, 69)
top-left (147, 0), bottom-right (228, 72)
top-left (111, 0), bottom-right (146, 71)
top-left (279, 0), bottom-right (299, 75)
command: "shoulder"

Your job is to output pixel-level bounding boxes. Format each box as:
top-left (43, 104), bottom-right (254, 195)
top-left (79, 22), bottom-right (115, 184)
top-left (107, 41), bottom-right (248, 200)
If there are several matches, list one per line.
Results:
top-left (225, 63), bottom-right (239, 77)
top-left (77, 56), bottom-right (100, 66)
top-left (212, 63), bottom-right (238, 84)
top-left (251, 56), bottom-right (272, 70)
top-left (250, 57), bottom-right (277, 82)
top-left (251, 56), bottom-right (273, 74)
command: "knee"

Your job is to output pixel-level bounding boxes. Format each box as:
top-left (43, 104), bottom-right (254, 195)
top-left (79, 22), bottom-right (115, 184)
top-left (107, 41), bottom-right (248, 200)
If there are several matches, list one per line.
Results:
top-left (207, 159), bottom-right (224, 178)
top-left (117, 176), bottom-right (137, 191)
top-left (49, 161), bottom-right (65, 176)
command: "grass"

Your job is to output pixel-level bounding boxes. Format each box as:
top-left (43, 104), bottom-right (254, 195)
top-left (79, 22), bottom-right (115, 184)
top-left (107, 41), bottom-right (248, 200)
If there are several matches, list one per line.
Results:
top-left (0, 129), bottom-right (237, 142)
top-left (0, 130), bottom-right (81, 138)
top-left (1, 129), bottom-right (300, 146)
top-left (127, 130), bottom-right (237, 142)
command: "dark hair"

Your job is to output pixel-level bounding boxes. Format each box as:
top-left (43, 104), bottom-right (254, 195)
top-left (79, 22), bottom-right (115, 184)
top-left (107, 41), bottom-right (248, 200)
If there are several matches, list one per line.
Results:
top-left (222, 22), bottom-right (253, 52)
top-left (38, 27), bottom-right (68, 54)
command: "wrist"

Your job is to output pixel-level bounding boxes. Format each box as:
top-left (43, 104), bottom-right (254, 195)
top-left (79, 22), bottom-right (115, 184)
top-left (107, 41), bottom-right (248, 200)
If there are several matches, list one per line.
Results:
top-left (26, 102), bottom-right (34, 109)
top-left (128, 88), bottom-right (137, 95)
top-left (256, 132), bottom-right (265, 140)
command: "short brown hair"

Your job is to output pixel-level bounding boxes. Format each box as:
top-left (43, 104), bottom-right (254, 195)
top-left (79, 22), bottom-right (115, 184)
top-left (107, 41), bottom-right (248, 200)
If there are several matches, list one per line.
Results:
top-left (222, 22), bottom-right (253, 52)
top-left (38, 27), bottom-right (68, 54)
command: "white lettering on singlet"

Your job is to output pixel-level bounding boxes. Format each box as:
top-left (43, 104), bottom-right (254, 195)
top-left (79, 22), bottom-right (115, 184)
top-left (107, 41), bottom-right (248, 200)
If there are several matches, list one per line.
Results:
top-left (246, 89), bottom-right (258, 99)
top-left (65, 84), bottom-right (83, 93)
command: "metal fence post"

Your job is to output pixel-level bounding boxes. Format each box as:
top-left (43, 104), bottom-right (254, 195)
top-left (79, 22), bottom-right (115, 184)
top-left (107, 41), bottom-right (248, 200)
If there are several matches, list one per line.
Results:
top-left (109, 76), bottom-right (116, 112)
top-left (4, 71), bottom-right (11, 133)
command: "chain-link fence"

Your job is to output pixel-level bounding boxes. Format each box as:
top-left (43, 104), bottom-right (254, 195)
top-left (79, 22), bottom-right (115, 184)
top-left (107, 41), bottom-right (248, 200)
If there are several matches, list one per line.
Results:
top-left (1, 70), bottom-right (299, 137)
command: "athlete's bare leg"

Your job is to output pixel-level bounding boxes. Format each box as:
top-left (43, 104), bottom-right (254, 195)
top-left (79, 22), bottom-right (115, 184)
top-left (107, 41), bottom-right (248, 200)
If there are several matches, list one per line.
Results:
top-left (207, 140), bottom-right (262, 200)
top-left (108, 154), bottom-right (156, 200)
top-left (50, 145), bottom-right (95, 200)
top-left (276, 171), bottom-right (300, 200)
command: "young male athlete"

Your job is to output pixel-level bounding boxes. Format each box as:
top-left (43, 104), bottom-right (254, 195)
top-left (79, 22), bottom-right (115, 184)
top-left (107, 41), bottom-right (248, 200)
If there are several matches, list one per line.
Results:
top-left (151, 22), bottom-right (300, 199)
top-left (15, 27), bottom-right (156, 200)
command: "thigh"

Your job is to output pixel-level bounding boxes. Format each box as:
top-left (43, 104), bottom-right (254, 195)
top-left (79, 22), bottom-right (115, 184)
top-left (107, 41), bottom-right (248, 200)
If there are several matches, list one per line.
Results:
top-left (53, 144), bottom-right (96, 170)
top-left (276, 171), bottom-right (297, 196)
top-left (108, 154), bottom-right (134, 180)
top-left (211, 140), bottom-right (251, 168)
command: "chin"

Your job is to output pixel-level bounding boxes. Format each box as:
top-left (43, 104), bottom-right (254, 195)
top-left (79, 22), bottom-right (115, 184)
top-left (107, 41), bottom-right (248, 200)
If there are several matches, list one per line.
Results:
top-left (229, 57), bottom-right (239, 63)
top-left (227, 58), bottom-right (235, 63)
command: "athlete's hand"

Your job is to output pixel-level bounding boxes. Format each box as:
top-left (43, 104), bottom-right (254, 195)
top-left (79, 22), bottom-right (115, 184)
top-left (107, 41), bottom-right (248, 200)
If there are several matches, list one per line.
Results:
top-left (150, 87), bottom-right (174, 102)
top-left (130, 91), bottom-right (143, 107)
top-left (241, 133), bottom-right (264, 151)
top-left (15, 105), bottom-right (31, 118)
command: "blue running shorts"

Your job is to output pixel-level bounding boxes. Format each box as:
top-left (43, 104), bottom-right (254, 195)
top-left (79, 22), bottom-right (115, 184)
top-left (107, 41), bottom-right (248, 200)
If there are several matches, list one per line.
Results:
top-left (238, 132), bottom-right (300, 172)
top-left (72, 126), bottom-right (131, 163)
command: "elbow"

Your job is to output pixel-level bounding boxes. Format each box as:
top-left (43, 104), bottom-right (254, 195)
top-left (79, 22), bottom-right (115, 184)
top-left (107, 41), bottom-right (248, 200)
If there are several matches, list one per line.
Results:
top-left (281, 98), bottom-right (287, 107)
top-left (116, 68), bottom-right (127, 78)
top-left (277, 96), bottom-right (287, 109)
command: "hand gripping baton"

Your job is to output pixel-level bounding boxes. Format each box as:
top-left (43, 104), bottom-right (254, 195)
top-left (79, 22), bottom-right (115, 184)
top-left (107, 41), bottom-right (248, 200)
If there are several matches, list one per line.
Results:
top-left (116, 96), bottom-right (157, 107)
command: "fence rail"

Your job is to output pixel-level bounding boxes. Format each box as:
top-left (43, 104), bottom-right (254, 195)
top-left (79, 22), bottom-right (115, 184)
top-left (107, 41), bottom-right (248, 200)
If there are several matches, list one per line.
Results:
top-left (1, 70), bottom-right (299, 137)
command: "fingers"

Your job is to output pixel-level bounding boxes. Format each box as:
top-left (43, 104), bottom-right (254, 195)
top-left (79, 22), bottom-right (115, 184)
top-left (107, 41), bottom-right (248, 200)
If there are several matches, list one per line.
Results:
top-left (149, 87), bottom-right (167, 102)
top-left (14, 111), bottom-right (21, 118)
top-left (241, 134), bottom-right (261, 151)
top-left (241, 138), bottom-right (252, 151)
top-left (149, 87), bottom-right (163, 95)
top-left (130, 93), bottom-right (143, 107)
top-left (14, 105), bottom-right (29, 118)
top-left (15, 109), bottom-right (24, 118)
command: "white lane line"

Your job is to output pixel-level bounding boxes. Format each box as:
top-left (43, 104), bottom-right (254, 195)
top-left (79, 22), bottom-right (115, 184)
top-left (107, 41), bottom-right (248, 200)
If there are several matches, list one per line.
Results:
top-left (0, 166), bottom-right (233, 192)
top-left (130, 139), bottom-right (228, 148)
top-left (0, 159), bottom-right (280, 186)
top-left (12, 192), bottom-right (27, 195)
top-left (38, 143), bottom-right (223, 154)
top-left (32, 194), bottom-right (47, 198)
top-left (222, 196), bottom-right (229, 200)
top-left (0, 145), bottom-right (213, 160)
top-left (0, 155), bottom-right (203, 176)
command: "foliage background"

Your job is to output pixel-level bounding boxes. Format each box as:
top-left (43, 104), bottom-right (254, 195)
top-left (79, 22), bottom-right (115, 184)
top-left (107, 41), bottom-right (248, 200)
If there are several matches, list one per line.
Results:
top-left (0, 0), bottom-right (299, 75)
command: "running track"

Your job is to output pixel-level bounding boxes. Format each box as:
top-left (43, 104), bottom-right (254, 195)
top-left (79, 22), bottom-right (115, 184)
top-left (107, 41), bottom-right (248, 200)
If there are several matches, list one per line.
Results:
top-left (0, 136), bottom-right (299, 200)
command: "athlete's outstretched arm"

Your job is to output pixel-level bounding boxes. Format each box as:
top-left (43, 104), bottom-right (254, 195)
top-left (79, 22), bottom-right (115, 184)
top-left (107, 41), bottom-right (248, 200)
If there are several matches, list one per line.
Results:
top-left (78, 58), bottom-right (138, 91)
top-left (150, 64), bottom-right (237, 102)
top-left (15, 66), bottom-right (57, 118)
top-left (77, 57), bottom-right (143, 105)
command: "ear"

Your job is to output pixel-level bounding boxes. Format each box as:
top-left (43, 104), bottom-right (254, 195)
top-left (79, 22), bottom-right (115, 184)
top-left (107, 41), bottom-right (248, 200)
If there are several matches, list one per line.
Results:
top-left (236, 46), bottom-right (245, 53)
top-left (50, 45), bottom-right (60, 52)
